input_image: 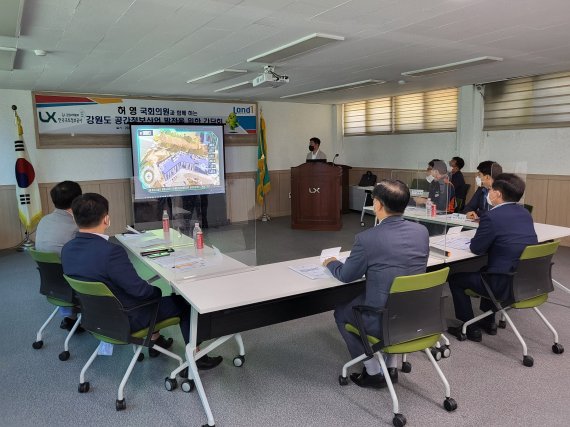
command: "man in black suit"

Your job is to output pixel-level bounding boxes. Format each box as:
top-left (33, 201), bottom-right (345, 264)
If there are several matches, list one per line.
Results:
top-left (62, 193), bottom-right (222, 369)
top-left (461, 160), bottom-right (503, 219)
top-left (448, 174), bottom-right (537, 341)
top-left (449, 156), bottom-right (467, 208)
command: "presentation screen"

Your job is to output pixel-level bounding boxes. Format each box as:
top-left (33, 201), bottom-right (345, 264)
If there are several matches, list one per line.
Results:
top-left (130, 124), bottom-right (225, 200)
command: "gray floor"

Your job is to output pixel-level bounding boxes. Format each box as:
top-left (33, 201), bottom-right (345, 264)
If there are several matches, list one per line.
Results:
top-left (2, 212), bottom-right (570, 427)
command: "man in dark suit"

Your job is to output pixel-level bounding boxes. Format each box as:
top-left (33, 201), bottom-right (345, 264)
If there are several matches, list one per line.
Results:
top-left (461, 160), bottom-right (503, 219)
top-left (61, 193), bottom-right (222, 369)
top-left (449, 156), bottom-right (467, 208)
top-left (448, 174), bottom-right (538, 341)
top-left (323, 180), bottom-right (429, 389)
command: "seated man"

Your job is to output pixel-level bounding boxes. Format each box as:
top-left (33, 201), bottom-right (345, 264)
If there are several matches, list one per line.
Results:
top-left (35, 180), bottom-right (83, 331)
top-left (61, 193), bottom-right (222, 369)
top-left (323, 180), bottom-right (429, 389)
top-left (462, 160), bottom-right (502, 220)
top-left (415, 160), bottom-right (455, 213)
top-left (449, 156), bottom-right (467, 207)
top-left (448, 174), bottom-right (538, 342)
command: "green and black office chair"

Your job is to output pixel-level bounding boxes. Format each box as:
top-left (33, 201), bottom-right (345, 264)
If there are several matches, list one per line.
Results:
top-left (339, 267), bottom-right (456, 427)
top-left (29, 249), bottom-right (82, 361)
top-left (63, 275), bottom-right (185, 411)
top-left (459, 241), bottom-right (564, 367)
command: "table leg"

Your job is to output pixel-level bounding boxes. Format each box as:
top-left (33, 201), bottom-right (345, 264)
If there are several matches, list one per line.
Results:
top-left (187, 307), bottom-right (216, 427)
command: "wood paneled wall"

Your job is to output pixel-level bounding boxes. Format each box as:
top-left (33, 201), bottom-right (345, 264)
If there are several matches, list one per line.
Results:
top-left (2, 170), bottom-right (569, 250)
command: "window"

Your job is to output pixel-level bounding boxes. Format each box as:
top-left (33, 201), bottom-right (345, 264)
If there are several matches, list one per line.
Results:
top-left (343, 88), bottom-right (458, 136)
top-left (484, 71), bottom-right (570, 130)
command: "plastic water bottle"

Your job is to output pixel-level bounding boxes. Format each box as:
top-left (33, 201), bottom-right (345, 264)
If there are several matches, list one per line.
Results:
top-left (162, 209), bottom-right (170, 232)
top-left (196, 225), bottom-right (204, 249)
top-left (192, 222), bottom-right (199, 242)
top-left (426, 198), bottom-right (432, 216)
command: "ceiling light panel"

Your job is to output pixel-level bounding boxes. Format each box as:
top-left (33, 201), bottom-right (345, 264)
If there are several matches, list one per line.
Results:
top-left (214, 81), bottom-right (252, 93)
top-left (281, 79), bottom-right (385, 99)
top-left (402, 56), bottom-right (503, 77)
top-left (0, 0), bottom-right (24, 37)
top-left (186, 68), bottom-right (248, 84)
top-left (247, 33), bottom-right (344, 63)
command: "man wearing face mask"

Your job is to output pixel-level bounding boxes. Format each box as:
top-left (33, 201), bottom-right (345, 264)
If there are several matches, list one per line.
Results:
top-left (61, 193), bottom-right (223, 369)
top-left (448, 174), bottom-right (537, 342)
top-left (306, 137), bottom-right (327, 160)
top-left (416, 160), bottom-right (455, 213)
top-left (462, 161), bottom-right (502, 220)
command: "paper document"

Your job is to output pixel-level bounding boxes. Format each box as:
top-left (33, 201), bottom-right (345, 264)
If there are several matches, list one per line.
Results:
top-left (135, 237), bottom-right (169, 248)
top-left (432, 234), bottom-right (472, 251)
top-left (289, 265), bottom-right (332, 280)
top-left (320, 247), bottom-right (341, 263)
top-left (149, 247), bottom-right (221, 272)
top-left (446, 226), bottom-right (463, 235)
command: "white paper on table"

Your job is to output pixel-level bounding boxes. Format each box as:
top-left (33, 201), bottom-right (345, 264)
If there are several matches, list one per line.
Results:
top-left (289, 264), bottom-right (333, 280)
top-left (446, 226), bottom-right (463, 235)
top-left (432, 234), bottom-right (472, 251)
top-left (320, 247), bottom-right (341, 263)
top-left (135, 237), bottom-right (169, 248)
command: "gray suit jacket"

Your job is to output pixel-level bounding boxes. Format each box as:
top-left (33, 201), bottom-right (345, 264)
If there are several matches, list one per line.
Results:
top-left (35, 209), bottom-right (78, 256)
top-left (326, 215), bottom-right (429, 309)
top-left (306, 149), bottom-right (327, 160)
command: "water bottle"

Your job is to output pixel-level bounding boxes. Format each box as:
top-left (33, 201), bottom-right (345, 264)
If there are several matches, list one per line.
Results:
top-left (431, 201), bottom-right (437, 217)
top-left (196, 225), bottom-right (204, 249)
top-left (192, 222), bottom-right (199, 242)
top-left (162, 209), bottom-right (170, 232)
top-left (425, 198), bottom-right (432, 216)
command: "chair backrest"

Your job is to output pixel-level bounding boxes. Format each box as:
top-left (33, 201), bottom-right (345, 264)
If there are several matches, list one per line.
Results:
top-left (63, 275), bottom-right (132, 343)
top-left (523, 204), bottom-right (534, 214)
top-left (511, 241), bottom-right (558, 302)
top-left (455, 184), bottom-right (471, 211)
top-left (382, 267), bottom-right (450, 347)
top-left (29, 249), bottom-right (75, 303)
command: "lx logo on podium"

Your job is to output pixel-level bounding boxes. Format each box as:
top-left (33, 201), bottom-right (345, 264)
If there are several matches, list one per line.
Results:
top-left (308, 187), bottom-right (320, 194)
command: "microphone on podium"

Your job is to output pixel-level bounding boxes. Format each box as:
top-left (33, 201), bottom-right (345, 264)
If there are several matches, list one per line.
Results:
top-left (332, 153), bottom-right (340, 165)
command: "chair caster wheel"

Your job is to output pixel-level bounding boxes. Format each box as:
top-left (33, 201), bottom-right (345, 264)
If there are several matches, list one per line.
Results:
top-left (201, 424), bottom-right (215, 427)
top-left (137, 353), bottom-right (144, 362)
top-left (441, 345), bottom-right (451, 358)
top-left (498, 320), bottom-right (507, 329)
top-left (59, 351), bottom-right (70, 361)
top-left (164, 377), bottom-right (177, 391)
top-left (444, 397), bottom-right (458, 412)
top-left (116, 399), bottom-right (126, 411)
top-left (523, 355), bottom-right (534, 367)
top-left (401, 361), bottom-right (412, 373)
top-left (32, 340), bottom-right (43, 349)
top-left (181, 379), bottom-right (195, 393)
top-left (338, 375), bottom-right (348, 386)
top-left (360, 222), bottom-right (365, 227)
top-left (78, 382), bottom-right (90, 393)
top-left (431, 347), bottom-right (442, 361)
top-left (458, 333), bottom-right (467, 342)
top-left (393, 413), bottom-right (406, 427)
top-left (233, 355), bottom-right (245, 367)
top-left (552, 343), bottom-right (564, 354)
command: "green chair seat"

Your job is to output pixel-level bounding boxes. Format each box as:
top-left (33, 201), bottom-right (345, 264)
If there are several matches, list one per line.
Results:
top-left (511, 294), bottom-right (548, 309)
top-left (345, 323), bottom-right (441, 354)
top-left (46, 296), bottom-right (75, 307)
top-left (92, 316), bottom-right (181, 345)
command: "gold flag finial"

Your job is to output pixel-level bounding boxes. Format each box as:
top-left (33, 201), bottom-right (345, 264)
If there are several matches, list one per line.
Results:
top-left (12, 105), bottom-right (23, 138)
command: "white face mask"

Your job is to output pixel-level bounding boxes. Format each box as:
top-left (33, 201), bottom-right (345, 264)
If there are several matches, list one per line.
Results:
top-left (475, 176), bottom-right (482, 187)
top-left (447, 166), bottom-right (453, 173)
top-left (486, 192), bottom-right (493, 207)
top-left (426, 175), bottom-right (434, 183)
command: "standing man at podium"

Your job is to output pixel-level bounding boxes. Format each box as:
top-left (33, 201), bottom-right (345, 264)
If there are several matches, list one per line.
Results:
top-left (306, 137), bottom-right (327, 161)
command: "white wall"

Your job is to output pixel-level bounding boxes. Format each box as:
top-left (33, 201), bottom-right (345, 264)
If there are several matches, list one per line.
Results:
top-left (0, 90), bottom-right (334, 185)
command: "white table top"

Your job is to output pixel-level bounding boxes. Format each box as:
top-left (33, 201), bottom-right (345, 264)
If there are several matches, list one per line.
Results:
top-left (117, 222), bottom-right (570, 315)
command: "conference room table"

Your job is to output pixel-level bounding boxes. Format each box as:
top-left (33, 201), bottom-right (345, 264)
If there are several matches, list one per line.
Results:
top-left (117, 221), bottom-right (570, 426)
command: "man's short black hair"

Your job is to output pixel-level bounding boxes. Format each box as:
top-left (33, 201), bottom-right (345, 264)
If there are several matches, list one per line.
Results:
top-left (309, 137), bottom-right (321, 146)
top-left (372, 179), bottom-right (410, 214)
top-left (71, 193), bottom-right (109, 228)
top-left (50, 181), bottom-right (82, 210)
top-left (492, 173), bottom-right (526, 203)
top-left (451, 156), bottom-right (465, 170)
top-left (428, 158), bottom-right (441, 169)
top-left (432, 160), bottom-right (448, 175)
top-left (477, 160), bottom-right (502, 178)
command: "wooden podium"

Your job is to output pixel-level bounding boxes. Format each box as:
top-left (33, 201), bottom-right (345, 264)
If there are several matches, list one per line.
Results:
top-left (291, 162), bottom-right (342, 231)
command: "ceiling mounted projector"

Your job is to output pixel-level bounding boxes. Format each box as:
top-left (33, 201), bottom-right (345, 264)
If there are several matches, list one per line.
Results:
top-left (252, 65), bottom-right (289, 88)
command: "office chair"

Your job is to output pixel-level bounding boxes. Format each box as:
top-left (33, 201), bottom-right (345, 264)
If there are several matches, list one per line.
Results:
top-left (459, 241), bottom-right (564, 367)
top-left (455, 184), bottom-right (471, 211)
top-left (29, 249), bottom-right (82, 361)
top-left (339, 267), bottom-right (456, 427)
top-left (523, 204), bottom-right (534, 214)
top-left (64, 275), bottom-right (185, 411)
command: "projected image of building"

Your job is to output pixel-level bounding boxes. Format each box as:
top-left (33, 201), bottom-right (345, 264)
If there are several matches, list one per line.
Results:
top-left (159, 152), bottom-right (210, 181)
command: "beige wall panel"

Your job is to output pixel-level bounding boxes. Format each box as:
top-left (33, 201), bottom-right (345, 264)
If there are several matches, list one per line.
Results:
top-left (277, 171), bottom-right (291, 216)
top-left (0, 186), bottom-right (23, 247)
top-left (227, 177), bottom-right (256, 223)
top-left (524, 178), bottom-right (548, 223)
top-left (100, 181), bottom-right (131, 236)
